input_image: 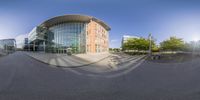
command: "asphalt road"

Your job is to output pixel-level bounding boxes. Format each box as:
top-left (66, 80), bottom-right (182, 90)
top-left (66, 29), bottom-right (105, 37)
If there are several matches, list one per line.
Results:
top-left (1, 52), bottom-right (200, 100)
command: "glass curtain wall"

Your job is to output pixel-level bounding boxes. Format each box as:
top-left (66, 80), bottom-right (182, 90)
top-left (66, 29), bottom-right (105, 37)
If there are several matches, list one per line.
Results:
top-left (0, 39), bottom-right (16, 53)
top-left (47, 22), bottom-right (86, 54)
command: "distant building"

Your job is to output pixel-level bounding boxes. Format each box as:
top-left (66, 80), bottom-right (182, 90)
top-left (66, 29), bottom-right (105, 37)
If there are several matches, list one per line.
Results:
top-left (0, 39), bottom-right (16, 53)
top-left (121, 35), bottom-right (139, 46)
top-left (23, 38), bottom-right (29, 51)
top-left (24, 38), bottom-right (28, 45)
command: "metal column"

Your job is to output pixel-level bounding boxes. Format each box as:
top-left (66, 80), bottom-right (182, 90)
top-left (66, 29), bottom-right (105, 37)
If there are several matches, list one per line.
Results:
top-left (43, 41), bottom-right (46, 53)
top-left (33, 42), bottom-right (35, 51)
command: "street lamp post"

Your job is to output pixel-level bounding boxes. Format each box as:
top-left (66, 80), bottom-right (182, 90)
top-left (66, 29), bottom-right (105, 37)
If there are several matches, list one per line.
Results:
top-left (149, 33), bottom-right (152, 57)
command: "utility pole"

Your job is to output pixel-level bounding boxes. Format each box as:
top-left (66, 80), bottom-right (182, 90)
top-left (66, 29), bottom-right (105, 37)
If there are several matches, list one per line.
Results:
top-left (149, 33), bottom-right (152, 56)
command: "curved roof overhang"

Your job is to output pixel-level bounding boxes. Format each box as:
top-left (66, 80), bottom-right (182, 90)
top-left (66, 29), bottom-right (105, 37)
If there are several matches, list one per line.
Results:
top-left (40, 15), bottom-right (111, 31)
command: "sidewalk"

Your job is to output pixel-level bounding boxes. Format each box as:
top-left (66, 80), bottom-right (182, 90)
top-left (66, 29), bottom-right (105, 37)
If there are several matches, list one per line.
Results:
top-left (77, 53), bottom-right (147, 73)
top-left (25, 52), bottom-right (111, 67)
top-left (0, 52), bottom-right (7, 56)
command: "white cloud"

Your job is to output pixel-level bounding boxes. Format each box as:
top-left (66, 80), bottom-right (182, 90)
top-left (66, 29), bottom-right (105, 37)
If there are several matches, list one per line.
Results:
top-left (110, 39), bottom-right (121, 48)
top-left (110, 39), bottom-right (118, 43)
top-left (15, 34), bottom-right (28, 48)
top-left (0, 14), bottom-right (25, 40)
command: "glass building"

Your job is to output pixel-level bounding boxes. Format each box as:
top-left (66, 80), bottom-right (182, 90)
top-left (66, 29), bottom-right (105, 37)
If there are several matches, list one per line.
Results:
top-left (28, 15), bottom-right (111, 54)
top-left (0, 39), bottom-right (16, 53)
top-left (47, 22), bottom-right (86, 53)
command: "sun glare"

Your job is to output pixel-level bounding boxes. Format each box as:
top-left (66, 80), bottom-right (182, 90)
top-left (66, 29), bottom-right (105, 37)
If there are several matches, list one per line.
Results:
top-left (193, 37), bottom-right (200, 42)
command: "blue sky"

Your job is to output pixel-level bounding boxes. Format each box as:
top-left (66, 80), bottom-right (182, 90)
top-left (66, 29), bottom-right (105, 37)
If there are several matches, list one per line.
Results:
top-left (1, 0), bottom-right (200, 48)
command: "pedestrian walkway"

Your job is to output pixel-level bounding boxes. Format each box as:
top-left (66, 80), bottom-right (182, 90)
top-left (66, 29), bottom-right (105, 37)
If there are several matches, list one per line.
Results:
top-left (0, 51), bottom-right (7, 56)
top-left (25, 52), bottom-right (111, 67)
top-left (25, 52), bottom-right (146, 74)
top-left (77, 53), bottom-right (146, 73)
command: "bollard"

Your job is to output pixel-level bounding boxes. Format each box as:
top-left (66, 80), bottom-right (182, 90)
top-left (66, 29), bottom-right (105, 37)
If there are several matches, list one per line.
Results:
top-left (151, 55), bottom-right (161, 60)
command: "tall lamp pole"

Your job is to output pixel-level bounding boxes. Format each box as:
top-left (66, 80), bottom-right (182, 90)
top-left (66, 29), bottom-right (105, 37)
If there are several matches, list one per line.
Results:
top-left (149, 33), bottom-right (152, 56)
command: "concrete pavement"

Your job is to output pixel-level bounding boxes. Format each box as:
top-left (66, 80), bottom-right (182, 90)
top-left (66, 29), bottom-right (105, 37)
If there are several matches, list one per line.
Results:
top-left (76, 53), bottom-right (146, 74)
top-left (25, 52), bottom-right (111, 67)
top-left (25, 52), bottom-right (146, 73)
top-left (1, 52), bottom-right (200, 100)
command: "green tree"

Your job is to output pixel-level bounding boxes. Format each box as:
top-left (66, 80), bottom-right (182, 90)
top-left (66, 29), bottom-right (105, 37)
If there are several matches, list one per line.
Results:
top-left (152, 45), bottom-right (160, 52)
top-left (160, 37), bottom-right (185, 51)
top-left (122, 38), bottom-right (156, 51)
